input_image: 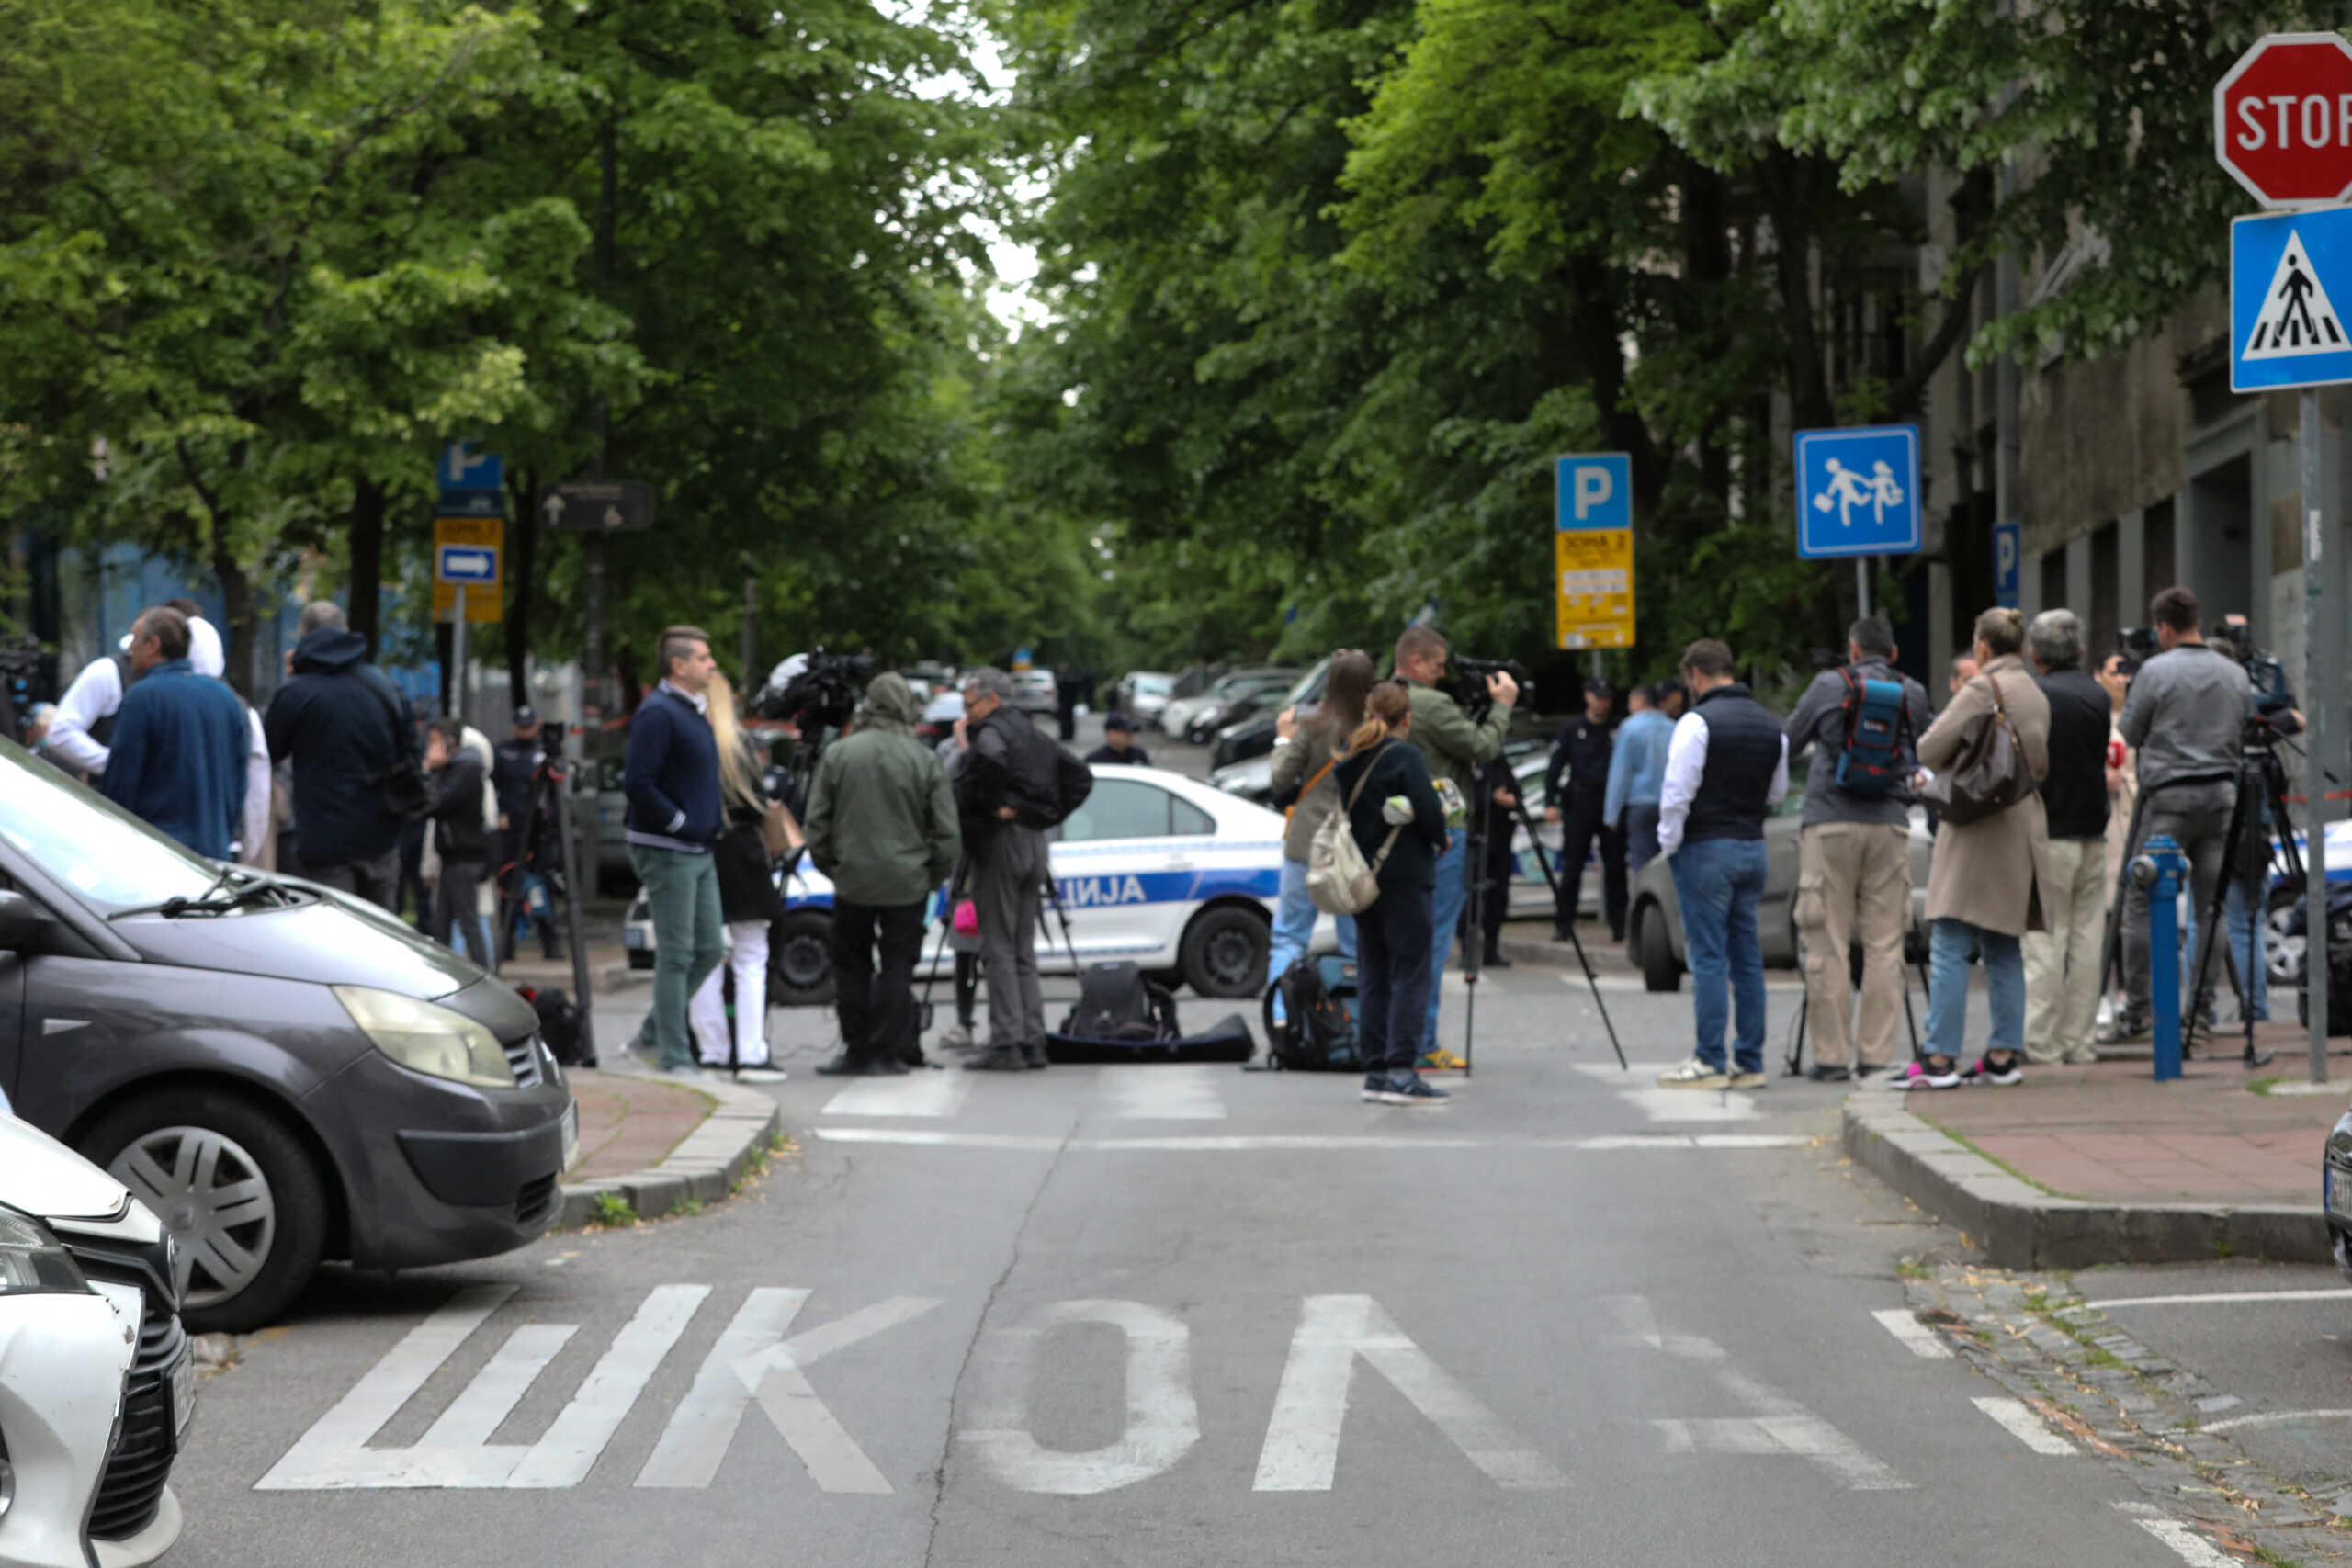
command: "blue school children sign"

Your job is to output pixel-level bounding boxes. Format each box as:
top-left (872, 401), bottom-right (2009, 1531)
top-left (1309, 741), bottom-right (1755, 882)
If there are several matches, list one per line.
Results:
top-left (1793, 425), bottom-right (1921, 558)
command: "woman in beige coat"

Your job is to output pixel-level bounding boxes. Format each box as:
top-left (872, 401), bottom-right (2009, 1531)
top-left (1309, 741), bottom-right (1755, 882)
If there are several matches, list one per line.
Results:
top-left (1902, 607), bottom-right (2052, 1089)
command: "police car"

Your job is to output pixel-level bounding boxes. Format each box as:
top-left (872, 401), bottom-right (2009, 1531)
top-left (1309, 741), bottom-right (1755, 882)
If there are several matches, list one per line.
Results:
top-left (622, 766), bottom-right (1333, 1004)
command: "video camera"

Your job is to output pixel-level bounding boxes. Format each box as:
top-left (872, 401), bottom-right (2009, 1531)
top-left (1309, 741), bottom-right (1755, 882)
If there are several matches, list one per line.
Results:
top-left (1441, 656), bottom-right (1534, 724)
top-left (752, 649), bottom-right (875, 736)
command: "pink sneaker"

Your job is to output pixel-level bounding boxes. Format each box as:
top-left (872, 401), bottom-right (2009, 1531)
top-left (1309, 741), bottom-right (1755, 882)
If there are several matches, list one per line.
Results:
top-left (1892, 1059), bottom-right (1960, 1090)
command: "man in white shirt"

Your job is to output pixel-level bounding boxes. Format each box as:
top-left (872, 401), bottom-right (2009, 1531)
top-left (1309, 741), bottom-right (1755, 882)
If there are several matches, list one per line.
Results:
top-left (47, 601), bottom-right (227, 779)
top-left (1656, 638), bottom-right (1789, 1089)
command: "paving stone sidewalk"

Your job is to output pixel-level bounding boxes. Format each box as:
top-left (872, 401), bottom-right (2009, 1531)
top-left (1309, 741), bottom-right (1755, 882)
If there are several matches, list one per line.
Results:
top-left (556, 1066), bottom-right (781, 1227)
top-left (1900, 1260), bottom-right (2352, 1564)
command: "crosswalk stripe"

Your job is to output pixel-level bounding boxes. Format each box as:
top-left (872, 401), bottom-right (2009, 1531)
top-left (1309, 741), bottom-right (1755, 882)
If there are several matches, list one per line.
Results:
top-left (1571, 1061), bottom-right (1762, 1122)
top-left (1102, 1065), bottom-right (1227, 1121)
top-left (809, 1128), bottom-right (1814, 1153)
top-left (821, 1073), bottom-right (972, 1118)
top-left (1971, 1397), bottom-right (2075, 1455)
top-left (1869, 1308), bottom-right (1953, 1359)
top-left (2114, 1504), bottom-right (2237, 1567)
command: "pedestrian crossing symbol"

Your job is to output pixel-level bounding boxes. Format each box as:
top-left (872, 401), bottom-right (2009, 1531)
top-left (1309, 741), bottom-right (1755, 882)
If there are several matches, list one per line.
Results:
top-left (2231, 207), bottom-right (2352, 390)
top-left (2242, 231), bottom-right (2346, 358)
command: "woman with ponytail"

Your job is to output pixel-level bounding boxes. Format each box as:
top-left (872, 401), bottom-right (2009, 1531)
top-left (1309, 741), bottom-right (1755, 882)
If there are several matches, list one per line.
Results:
top-left (685, 671), bottom-right (792, 1082)
top-left (1329, 680), bottom-right (1453, 1104)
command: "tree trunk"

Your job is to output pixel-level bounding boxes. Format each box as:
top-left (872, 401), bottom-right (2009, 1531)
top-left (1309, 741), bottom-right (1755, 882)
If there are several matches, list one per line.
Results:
top-left (349, 475), bottom-right (385, 659)
top-left (211, 541), bottom-right (257, 702)
top-left (1682, 161), bottom-right (1735, 506)
top-left (505, 466), bottom-right (538, 713)
top-left (1766, 152), bottom-right (1836, 433)
top-left (1562, 254), bottom-right (1664, 512)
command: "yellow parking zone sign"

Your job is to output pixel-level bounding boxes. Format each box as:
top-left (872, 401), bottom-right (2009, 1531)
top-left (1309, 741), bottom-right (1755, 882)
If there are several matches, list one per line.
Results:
top-left (433, 516), bottom-right (503, 623)
top-left (1555, 528), bottom-right (1633, 649)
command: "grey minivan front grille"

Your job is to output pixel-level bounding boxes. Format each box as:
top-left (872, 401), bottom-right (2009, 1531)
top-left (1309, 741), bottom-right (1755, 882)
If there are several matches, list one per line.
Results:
top-left (503, 1035), bottom-right (543, 1088)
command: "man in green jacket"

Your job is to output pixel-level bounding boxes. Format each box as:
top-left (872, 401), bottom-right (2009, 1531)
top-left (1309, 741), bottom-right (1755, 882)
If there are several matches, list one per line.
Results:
top-left (806, 671), bottom-right (962, 1076)
top-left (1395, 626), bottom-right (1517, 1063)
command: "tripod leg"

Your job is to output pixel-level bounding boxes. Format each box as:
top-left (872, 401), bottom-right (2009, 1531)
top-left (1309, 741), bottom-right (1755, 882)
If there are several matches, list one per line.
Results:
top-left (549, 761), bottom-right (598, 1066)
top-left (1510, 796), bottom-right (1626, 1069)
top-left (2186, 772), bottom-right (2256, 1058)
top-left (1784, 987), bottom-right (1807, 1077)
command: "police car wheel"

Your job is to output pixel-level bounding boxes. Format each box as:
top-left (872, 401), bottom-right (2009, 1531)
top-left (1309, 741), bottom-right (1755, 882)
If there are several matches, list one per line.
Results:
top-left (1180, 905), bottom-right (1269, 998)
top-left (768, 909), bottom-right (837, 1007)
top-left (1636, 905), bottom-right (1682, 993)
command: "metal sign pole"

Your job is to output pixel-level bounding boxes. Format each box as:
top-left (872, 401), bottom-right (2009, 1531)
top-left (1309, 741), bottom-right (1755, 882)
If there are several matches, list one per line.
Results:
top-left (1855, 558), bottom-right (1871, 619)
top-left (2303, 389), bottom-right (2331, 1083)
top-left (451, 585), bottom-right (468, 724)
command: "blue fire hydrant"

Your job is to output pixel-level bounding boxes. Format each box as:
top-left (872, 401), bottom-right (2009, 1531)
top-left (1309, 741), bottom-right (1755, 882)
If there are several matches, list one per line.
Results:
top-left (2131, 834), bottom-right (2188, 1082)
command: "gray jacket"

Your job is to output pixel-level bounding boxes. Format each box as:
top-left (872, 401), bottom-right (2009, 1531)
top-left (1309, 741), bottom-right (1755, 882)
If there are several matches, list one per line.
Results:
top-left (2119, 643), bottom-right (2254, 793)
top-left (1781, 659), bottom-right (1933, 829)
top-left (1271, 722), bottom-right (1348, 863)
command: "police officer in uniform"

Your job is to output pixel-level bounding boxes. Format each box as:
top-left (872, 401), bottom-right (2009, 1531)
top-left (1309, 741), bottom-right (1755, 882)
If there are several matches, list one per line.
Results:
top-left (1544, 678), bottom-right (1627, 942)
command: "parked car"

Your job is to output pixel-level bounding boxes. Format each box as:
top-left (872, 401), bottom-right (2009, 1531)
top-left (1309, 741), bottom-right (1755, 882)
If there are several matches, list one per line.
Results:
top-left (1117, 672), bottom-right (1176, 722)
top-left (1181, 671), bottom-right (1299, 744)
top-left (902, 661), bottom-right (957, 704)
top-left (628, 767), bottom-right (1334, 1000)
top-left (1009, 669), bottom-right (1060, 717)
top-left (0, 742), bottom-right (578, 1333)
top-left (2329, 1097), bottom-right (2352, 1281)
top-left (1211, 753), bottom-right (1277, 805)
top-left (1, 1113), bottom-right (189, 1567)
top-left (1209, 659), bottom-right (1333, 769)
top-left (1623, 759), bottom-right (1934, 991)
top-left (1161, 668), bottom-right (1295, 739)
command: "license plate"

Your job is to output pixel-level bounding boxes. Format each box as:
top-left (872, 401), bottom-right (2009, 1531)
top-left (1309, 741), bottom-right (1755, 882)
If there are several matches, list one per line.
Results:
top-left (2328, 1164), bottom-right (2352, 1221)
top-left (169, 1339), bottom-right (196, 1444)
top-left (560, 1101), bottom-right (580, 1172)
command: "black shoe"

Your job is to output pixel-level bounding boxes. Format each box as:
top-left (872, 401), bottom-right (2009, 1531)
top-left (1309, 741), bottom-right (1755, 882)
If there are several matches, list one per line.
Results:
top-left (1854, 1063), bottom-right (1884, 1079)
top-left (1023, 1041), bottom-right (1051, 1069)
top-left (965, 1048), bottom-right (1027, 1071)
top-left (815, 1054), bottom-right (877, 1077)
top-left (1807, 1063), bottom-right (1853, 1083)
top-left (1481, 949), bottom-right (1513, 969)
top-left (1550, 930), bottom-right (1573, 943)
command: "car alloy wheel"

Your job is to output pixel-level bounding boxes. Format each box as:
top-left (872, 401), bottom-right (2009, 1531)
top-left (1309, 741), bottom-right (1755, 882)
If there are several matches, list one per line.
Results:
top-left (109, 1126), bottom-right (277, 1310)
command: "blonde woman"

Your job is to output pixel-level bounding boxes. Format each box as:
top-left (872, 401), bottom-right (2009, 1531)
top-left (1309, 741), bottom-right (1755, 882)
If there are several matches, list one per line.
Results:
top-left (686, 671), bottom-right (791, 1082)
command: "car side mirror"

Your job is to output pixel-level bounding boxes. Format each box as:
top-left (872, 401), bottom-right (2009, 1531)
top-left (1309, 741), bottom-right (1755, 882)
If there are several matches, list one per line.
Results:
top-left (0, 891), bottom-right (52, 950)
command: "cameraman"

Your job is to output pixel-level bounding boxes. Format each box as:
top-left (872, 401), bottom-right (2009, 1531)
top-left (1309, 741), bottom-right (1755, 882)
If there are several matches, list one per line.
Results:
top-left (1395, 625), bottom-right (1516, 1065)
top-left (956, 668), bottom-right (1057, 1071)
top-left (2117, 586), bottom-right (2256, 1038)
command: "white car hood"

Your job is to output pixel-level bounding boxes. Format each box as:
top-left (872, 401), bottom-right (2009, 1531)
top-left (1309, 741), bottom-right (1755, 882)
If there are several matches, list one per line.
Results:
top-left (0, 1115), bottom-right (131, 1224)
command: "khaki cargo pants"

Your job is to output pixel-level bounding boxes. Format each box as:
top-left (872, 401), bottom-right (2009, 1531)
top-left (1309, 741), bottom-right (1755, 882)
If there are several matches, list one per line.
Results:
top-left (1794, 821), bottom-right (1912, 1068)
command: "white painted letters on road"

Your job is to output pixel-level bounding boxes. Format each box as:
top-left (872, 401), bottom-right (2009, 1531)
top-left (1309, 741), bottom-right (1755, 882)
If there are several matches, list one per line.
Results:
top-left (963, 1299), bottom-right (1201, 1495)
top-left (1252, 1295), bottom-right (1566, 1492)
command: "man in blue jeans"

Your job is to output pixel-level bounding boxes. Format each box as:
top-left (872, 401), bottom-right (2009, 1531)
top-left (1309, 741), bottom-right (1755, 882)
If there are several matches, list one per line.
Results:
top-left (1656, 638), bottom-right (1789, 1089)
top-left (623, 626), bottom-right (726, 1078)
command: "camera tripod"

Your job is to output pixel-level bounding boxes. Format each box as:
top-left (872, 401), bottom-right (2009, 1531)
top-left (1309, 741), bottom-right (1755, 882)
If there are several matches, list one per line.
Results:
top-left (1459, 783), bottom-right (1627, 1073)
top-left (493, 745), bottom-right (598, 1064)
top-left (2183, 729), bottom-right (2305, 1068)
top-left (914, 841), bottom-right (1085, 1051)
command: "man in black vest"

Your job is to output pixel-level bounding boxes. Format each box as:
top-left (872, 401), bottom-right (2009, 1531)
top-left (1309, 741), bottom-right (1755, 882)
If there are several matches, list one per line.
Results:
top-left (1656, 638), bottom-right (1789, 1089)
top-left (2023, 609), bottom-right (2110, 1064)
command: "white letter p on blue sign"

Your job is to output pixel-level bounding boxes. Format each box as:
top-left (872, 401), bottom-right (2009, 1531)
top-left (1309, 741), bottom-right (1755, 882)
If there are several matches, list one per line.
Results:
top-left (1574, 466), bottom-right (1611, 522)
top-left (1554, 454), bottom-right (1632, 533)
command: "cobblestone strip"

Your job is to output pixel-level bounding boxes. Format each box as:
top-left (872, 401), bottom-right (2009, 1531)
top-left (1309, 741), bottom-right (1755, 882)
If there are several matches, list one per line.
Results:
top-left (557, 1078), bottom-right (783, 1226)
top-left (1903, 1260), bottom-right (2352, 1564)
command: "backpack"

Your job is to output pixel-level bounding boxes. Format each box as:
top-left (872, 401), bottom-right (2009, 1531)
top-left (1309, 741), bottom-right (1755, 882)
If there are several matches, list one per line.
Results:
top-left (1058, 962), bottom-right (1181, 1043)
top-left (993, 715), bottom-right (1095, 829)
top-left (358, 671), bottom-right (432, 821)
top-left (1833, 668), bottom-right (1912, 798)
top-left (1307, 743), bottom-right (1405, 915)
top-left (1261, 953), bottom-right (1362, 1070)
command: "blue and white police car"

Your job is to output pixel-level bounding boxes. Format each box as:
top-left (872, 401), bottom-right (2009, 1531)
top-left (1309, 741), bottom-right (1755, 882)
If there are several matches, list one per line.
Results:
top-left (623, 766), bottom-right (1333, 1004)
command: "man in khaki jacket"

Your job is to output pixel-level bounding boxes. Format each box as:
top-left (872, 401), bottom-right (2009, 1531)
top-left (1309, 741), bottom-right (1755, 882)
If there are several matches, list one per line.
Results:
top-left (1905, 607), bottom-right (2052, 1089)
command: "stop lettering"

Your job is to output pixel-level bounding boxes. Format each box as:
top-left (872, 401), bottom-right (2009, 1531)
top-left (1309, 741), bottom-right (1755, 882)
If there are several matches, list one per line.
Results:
top-left (2216, 33), bottom-right (2352, 207)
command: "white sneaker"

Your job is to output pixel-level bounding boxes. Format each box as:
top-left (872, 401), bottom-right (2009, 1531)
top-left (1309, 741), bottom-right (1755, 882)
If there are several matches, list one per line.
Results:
top-left (1657, 1058), bottom-right (1729, 1089)
top-left (732, 1066), bottom-right (789, 1084)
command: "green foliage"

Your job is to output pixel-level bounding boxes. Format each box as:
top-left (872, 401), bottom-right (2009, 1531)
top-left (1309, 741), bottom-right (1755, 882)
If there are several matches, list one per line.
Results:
top-left (589, 1190), bottom-right (635, 1227)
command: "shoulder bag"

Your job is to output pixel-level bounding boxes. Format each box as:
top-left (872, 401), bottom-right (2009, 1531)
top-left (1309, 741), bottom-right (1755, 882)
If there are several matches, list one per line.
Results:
top-left (1918, 671), bottom-right (2036, 827)
top-left (1306, 743), bottom-right (1405, 915)
top-left (1282, 747), bottom-right (1340, 828)
top-left (358, 672), bottom-right (431, 822)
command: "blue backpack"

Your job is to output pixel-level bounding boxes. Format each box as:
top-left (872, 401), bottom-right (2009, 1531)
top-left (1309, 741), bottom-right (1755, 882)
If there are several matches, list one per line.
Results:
top-left (1834, 669), bottom-right (1910, 797)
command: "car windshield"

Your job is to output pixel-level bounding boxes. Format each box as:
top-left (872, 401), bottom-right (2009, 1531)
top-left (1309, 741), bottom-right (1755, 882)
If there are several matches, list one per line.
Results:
top-left (0, 741), bottom-right (223, 911)
top-left (1134, 675), bottom-right (1172, 696)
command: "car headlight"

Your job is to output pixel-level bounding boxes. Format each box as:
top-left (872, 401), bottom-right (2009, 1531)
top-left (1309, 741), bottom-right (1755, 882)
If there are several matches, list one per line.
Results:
top-left (334, 985), bottom-right (518, 1089)
top-left (0, 1209), bottom-right (90, 1296)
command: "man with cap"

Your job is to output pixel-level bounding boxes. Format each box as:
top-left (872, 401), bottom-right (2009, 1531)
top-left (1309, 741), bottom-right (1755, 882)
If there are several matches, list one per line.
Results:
top-left (1083, 714), bottom-right (1152, 767)
top-left (493, 705), bottom-right (562, 960)
top-left (1544, 678), bottom-right (1627, 942)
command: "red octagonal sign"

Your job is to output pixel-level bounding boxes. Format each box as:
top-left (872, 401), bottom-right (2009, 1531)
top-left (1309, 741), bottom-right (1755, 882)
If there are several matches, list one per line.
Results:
top-left (2217, 32), bottom-right (2352, 207)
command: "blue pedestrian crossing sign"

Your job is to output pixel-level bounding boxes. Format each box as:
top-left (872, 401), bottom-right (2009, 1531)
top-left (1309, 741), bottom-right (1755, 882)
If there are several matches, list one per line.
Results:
top-left (2232, 208), bottom-right (2352, 391)
top-left (1793, 425), bottom-right (1921, 558)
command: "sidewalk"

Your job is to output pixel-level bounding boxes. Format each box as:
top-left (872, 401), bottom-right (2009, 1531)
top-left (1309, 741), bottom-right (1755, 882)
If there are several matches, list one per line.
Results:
top-left (555, 1064), bottom-right (781, 1226)
top-left (1845, 1028), bottom-right (2352, 1268)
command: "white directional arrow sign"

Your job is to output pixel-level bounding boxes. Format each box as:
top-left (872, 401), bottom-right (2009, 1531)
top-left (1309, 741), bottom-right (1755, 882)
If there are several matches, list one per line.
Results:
top-left (437, 547), bottom-right (497, 584)
top-left (542, 491), bottom-right (567, 525)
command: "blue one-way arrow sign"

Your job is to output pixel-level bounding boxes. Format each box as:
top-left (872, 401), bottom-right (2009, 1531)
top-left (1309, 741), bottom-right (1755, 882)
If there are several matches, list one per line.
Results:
top-left (437, 546), bottom-right (498, 584)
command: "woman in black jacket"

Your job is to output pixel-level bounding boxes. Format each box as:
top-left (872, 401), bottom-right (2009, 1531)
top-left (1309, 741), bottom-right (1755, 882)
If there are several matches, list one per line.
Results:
top-left (686, 674), bottom-right (793, 1082)
top-left (423, 719), bottom-right (494, 971)
top-left (1329, 681), bottom-right (1452, 1104)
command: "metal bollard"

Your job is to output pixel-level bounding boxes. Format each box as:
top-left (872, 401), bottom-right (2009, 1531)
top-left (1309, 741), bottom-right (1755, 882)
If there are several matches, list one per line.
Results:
top-left (2132, 834), bottom-right (2188, 1082)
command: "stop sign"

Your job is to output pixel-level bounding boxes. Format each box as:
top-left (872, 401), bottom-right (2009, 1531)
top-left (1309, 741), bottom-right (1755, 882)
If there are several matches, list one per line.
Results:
top-left (2216, 32), bottom-right (2352, 206)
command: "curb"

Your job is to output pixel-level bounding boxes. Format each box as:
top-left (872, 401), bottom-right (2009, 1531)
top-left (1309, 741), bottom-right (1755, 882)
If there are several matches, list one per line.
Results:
top-left (556, 1077), bottom-right (782, 1227)
top-left (1841, 1098), bottom-right (2328, 1268)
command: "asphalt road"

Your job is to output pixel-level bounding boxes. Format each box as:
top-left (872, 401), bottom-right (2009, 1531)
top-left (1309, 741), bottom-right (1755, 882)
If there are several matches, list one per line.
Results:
top-left (151, 961), bottom-right (2319, 1568)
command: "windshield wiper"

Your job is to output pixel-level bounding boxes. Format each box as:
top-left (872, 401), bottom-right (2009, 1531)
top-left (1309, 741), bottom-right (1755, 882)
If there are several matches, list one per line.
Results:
top-left (107, 867), bottom-right (291, 920)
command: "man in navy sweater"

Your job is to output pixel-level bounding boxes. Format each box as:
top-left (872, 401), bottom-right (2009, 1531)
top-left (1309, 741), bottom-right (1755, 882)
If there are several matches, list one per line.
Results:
top-left (101, 606), bottom-right (249, 859)
top-left (1656, 638), bottom-right (1789, 1090)
top-left (624, 626), bottom-right (725, 1077)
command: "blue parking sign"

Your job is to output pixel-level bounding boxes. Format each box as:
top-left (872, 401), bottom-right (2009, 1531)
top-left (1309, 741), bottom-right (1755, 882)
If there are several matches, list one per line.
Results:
top-left (1554, 454), bottom-right (1631, 532)
top-left (1793, 425), bottom-right (1920, 558)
